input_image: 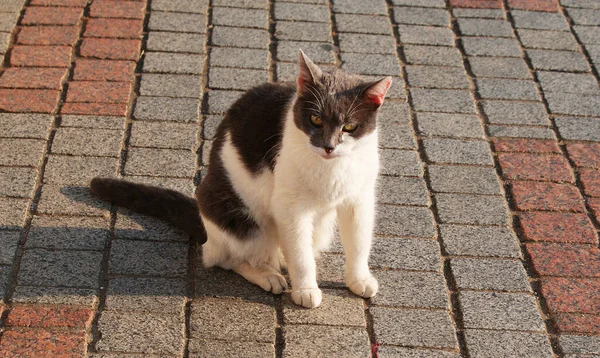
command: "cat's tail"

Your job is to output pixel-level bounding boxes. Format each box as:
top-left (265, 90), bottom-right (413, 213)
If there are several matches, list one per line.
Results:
top-left (90, 177), bottom-right (206, 244)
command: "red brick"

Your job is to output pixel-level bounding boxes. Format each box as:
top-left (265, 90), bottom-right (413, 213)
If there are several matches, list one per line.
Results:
top-left (511, 181), bottom-right (586, 212)
top-left (21, 6), bottom-right (83, 25)
top-left (498, 153), bottom-right (573, 182)
top-left (66, 81), bottom-right (132, 103)
top-left (567, 142), bottom-right (600, 169)
top-left (6, 306), bottom-right (92, 328)
top-left (519, 212), bottom-right (598, 244)
top-left (61, 102), bottom-right (128, 116)
top-left (80, 38), bottom-right (141, 60)
top-left (73, 59), bottom-right (135, 81)
top-left (0, 89), bottom-right (58, 113)
top-left (449, 0), bottom-right (503, 8)
top-left (17, 26), bottom-right (79, 46)
top-left (554, 313), bottom-right (600, 334)
top-left (10, 45), bottom-right (72, 67)
top-left (90, 0), bottom-right (146, 19)
top-left (580, 168), bottom-right (600, 197)
top-left (527, 243), bottom-right (600, 277)
top-left (508, 0), bottom-right (558, 11)
top-left (541, 277), bottom-right (600, 314)
top-left (589, 197), bottom-right (600, 223)
top-left (30, 0), bottom-right (88, 6)
top-left (85, 18), bottom-right (143, 39)
top-left (0, 67), bottom-right (67, 90)
top-left (0, 329), bottom-right (85, 357)
top-left (492, 138), bottom-right (561, 154)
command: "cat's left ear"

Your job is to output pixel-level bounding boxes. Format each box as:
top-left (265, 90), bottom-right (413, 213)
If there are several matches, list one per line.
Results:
top-left (364, 77), bottom-right (393, 107)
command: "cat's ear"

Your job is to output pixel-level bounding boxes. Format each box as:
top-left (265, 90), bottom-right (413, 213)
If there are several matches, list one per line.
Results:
top-left (297, 50), bottom-right (323, 93)
top-left (364, 77), bottom-right (393, 107)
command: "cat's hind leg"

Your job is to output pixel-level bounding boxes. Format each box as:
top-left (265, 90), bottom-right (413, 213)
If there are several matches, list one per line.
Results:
top-left (234, 261), bottom-right (288, 294)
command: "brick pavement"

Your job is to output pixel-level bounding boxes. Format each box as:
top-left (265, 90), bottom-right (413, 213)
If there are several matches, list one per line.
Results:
top-left (0, 0), bottom-right (599, 356)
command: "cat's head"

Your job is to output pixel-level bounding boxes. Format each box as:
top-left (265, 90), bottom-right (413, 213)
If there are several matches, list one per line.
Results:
top-left (293, 50), bottom-right (392, 159)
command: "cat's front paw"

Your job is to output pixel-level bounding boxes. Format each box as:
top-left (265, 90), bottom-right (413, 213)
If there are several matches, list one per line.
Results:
top-left (347, 275), bottom-right (378, 298)
top-left (291, 288), bottom-right (322, 308)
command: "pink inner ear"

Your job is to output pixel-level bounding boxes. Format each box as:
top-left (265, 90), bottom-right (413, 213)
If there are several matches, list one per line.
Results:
top-left (366, 78), bottom-right (392, 106)
top-left (367, 93), bottom-right (385, 106)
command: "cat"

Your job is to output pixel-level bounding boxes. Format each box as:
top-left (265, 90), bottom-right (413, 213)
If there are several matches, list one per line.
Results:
top-left (91, 50), bottom-right (392, 308)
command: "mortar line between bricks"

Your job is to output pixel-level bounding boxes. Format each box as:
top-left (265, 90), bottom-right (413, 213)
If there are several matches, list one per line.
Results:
top-left (452, 2), bottom-right (562, 356)
top-left (385, 2), bottom-right (468, 357)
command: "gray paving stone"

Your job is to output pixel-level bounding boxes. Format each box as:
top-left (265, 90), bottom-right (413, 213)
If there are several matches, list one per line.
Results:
top-left (518, 29), bottom-right (579, 50)
top-left (110, 239), bottom-right (187, 276)
top-left (333, 0), bottom-right (387, 15)
top-left (52, 127), bottom-right (121, 157)
top-left (275, 20), bottom-right (331, 42)
top-left (96, 310), bottom-right (184, 355)
top-left (468, 57), bottom-right (531, 79)
top-left (460, 291), bottom-right (545, 331)
top-left (143, 52), bottom-right (204, 75)
top-left (527, 49), bottom-right (590, 71)
top-left (60, 115), bottom-right (124, 130)
top-left (284, 325), bottom-right (370, 358)
top-left (0, 167), bottom-right (37, 198)
top-left (212, 7), bottom-right (267, 28)
top-left (440, 224), bottom-right (521, 258)
top-left (147, 32), bottom-right (204, 54)
top-left (370, 237), bottom-right (440, 271)
top-left (562, 0), bottom-right (600, 8)
top-left (477, 78), bottom-right (539, 101)
top-left (0, 230), bottom-right (19, 265)
top-left (377, 346), bottom-right (461, 358)
top-left (379, 118), bottom-right (415, 149)
top-left (376, 205), bottom-right (435, 238)
top-left (512, 10), bottom-right (570, 30)
top-left (378, 176), bottom-right (428, 206)
top-left (208, 67), bottom-right (269, 90)
top-left (201, 140), bottom-right (212, 166)
top-left (0, 139), bottom-right (45, 167)
top-left (436, 193), bottom-right (508, 225)
top-left (371, 307), bottom-right (457, 348)
top-left (120, 175), bottom-right (195, 197)
top-left (0, 0), bottom-right (23, 12)
top-left (134, 96), bottom-right (198, 122)
top-left (573, 25), bottom-right (600, 45)
top-left (105, 277), bottom-right (186, 313)
top-left (0, 265), bottom-right (10, 298)
top-left (18, 248), bottom-right (102, 287)
top-left (335, 14), bottom-right (392, 35)
top-left (190, 298), bottom-right (275, 342)
top-left (0, 113), bottom-right (51, 139)
top-left (411, 89), bottom-right (476, 113)
top-left (0, 31), bottom-right (10, 54)
top-left (482, 100), bottom-right (549, 125)
top-left (392, 0), bottom-right (445, 6)
top-left (341, 53), bottom-right (400, 76)
top-left (398, 25), bottom-right (454, 46)
top-left (202, 115), bottom-right (222, 139)
top-left (27, 215), bottom-right (108, 251)
top-left (37, 184), bottom-right (109, 216)
top-left (44, 155), bottom-right (115, 185)
top-left (417, 112), bottom-right (484, 138)
top-left (406, 65), bottom-right (469, 89)
top-left (403, 45), bottom-right (463, 67)
top-left (380, 149), bottom-right (422, 176)
top-left (488, 124), bottom-right (556, 139)
top-left (556, 116), bottom-right (600, 141)
top-left (545, 92), bottom-right (600, 116)
top-left (213, 0), bottom-right (267, 8)
top-left (316, 252), bottom-right (345, 287)
top-left (189, 340), bottom-right (274, 358)
top-left (429, 165), bottom-right (501, 195)
top-left (338, 33), bottom-right (396, 54)
top-left (130, 121), bottom-right (197, 151)
top-left (538, 71), bottom-right (600, 94)
top-left (211, 47), bottom-right (268, 70)
top-left (462, 37), bottom-right (522, 57)
top-left (275, 2), bottom-right (329, 22)
top-left (423, 138), bottom-right (492, 165)
top-left (366, 76), bottom-right (406, 99)
top-left (139, 74), bottom-right (201, 98)
top-left (394, 6), bottom-right (449, 26)
top-left (212, 26), bottom-right (269, 49)
top-left (378, 101), bottom-right (410, 122)
top-left (152, 0), bottom-right (207, 13)
top-left (277, 41), bottom-right (335, 63)
top-left (148, 11), bottom-right (206, 33)
top-left (283, 289), bottom-right (365, 326)
top-left (466, 329), bottom-right (553, 358)
top-left (0, 13), bottom-right (18, 32)
top-left (115, 208), bottom-right (188, 242)
top-left (568, 8), bottom-right (600, 25)
top-left (11, 285), bottom-right (96, 305)
top-left (451, 258), bottom-right (530, 291)
top-left (458, 18), bottom-right (513, 37)
top-left (372, 270), bottom-right (447, 308)
top-left (452, 8), bottom-right (504, 19)
top-left (195, 265), bottom-right (275, 303)
top-left (125, 147), bottom-right (196, 178)
top-left (0, 198), bottom-right (28, 229)
top-left (206, 90), bottom-right (243, 114)
top-left (560, 335), bottom-right (600, 355)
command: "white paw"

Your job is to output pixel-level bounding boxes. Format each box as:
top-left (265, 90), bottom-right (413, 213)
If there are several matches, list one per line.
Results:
top-left (257, 273), bottom-right (288, 295)
top-left (291, 288), bottom-right (322, 308)
top-left (347, 275), bottom-right (378, 298)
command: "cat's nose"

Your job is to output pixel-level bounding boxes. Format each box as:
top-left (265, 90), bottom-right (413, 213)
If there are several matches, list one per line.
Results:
top-left (324, 146), bottom-right (334, 154)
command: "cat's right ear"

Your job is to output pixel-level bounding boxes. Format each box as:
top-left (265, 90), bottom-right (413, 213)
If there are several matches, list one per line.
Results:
top-left (297, 50), bottom-right (322, 94)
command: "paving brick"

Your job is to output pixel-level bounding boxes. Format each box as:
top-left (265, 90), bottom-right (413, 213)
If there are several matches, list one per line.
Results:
top-left (527, 49), bottom-right (590, 71)
top-left (556, 117), bottom-right (600, 143)
top-left (44, 154), bottom-right (115, 186)
top-left (567, 142), bottom-right (600, 168)
top-left (110, 239), bottom-right (187, 276)
top-left (105, 277), bottom-right (186, 313)
top-left (440, 224), bottom-right (521, 258)
top-left (394, 6), bottom-right (449, 26)
top-left (411, 89), bottom-right (475, 113)
top-left (37, 184), bottom-right (109, 216)
top-left (60, 102), bottom-right (127, 116)
top-left (573, 25), bottom-right (600, 45)
top-left (580, 168), bottom-right (600, 196)
top-left (52, 127), bottom-right (121, 157)
top-left (453, 8), bottom-right (504, 18)
top-left (0, 265), bottom-right (10, 296)
top-left (0, 166), bottom-right (36, 199)
top-left (379, 118), bottom-right (415, 149)
top-left (423, 138), bottom-right (492, 165)
top-left (18, 248), bottom-right (102, 287)
top-left (6, 306), bottom-right (92, 328)
top-left (468, 57), bottom-right (531, 79)
top-left (274, 2), bottom-right (329, 22)
top-left (377, 346), bottom-right (460, 358)
top-left (370, 237), bottom-right (440, 270)
top-left (283, 289), bottom-right (364, 326)
top-left (508, 0), bottom-right (559, 11)
top-left (115, 208), bottom-right (189, 242)
top-left (429, 165), bottom-right (501, 194)
top-left (0, 329), bottom-right (86, 357)
top-left (541, 277), bottom-right (600, 314)
top-left (560, 334), bottom-right (600, 355)
top-left (0, 0), bottom-right (23, 12)
top-left (211, 47), bottom-right (268, 70)
top-left (498, 153), bottom-right (574, 182)
top-left (562, 0), bottom-right (600, 8)
top-left (335, 14), bottom-right (392, 35)
top-left (568, 7), bottom-right (600, 25)
top-left (143, 52), bottom-right (203, 75)
top-left (465, 330), bottom-right (553, 358)
top-left (371, 307), bottom-right (457, 348)
top-left (0, 67), bottom-right (68, 90)
top-left (392, 0), bottom-right (445, 6)
top-left (0, 138), bottom-right (45, 166)
top-left (519, 29), bottom-right (579, 50)
top-left (208, 67), bottom-right (269, 90)
top-left (512, 10), bottom-right (569, 30)
top-left (206, 90), bottom-right (243, 114)
top-left (212, 26), bottom-right (269, 49)
top-left (66, 81), bottom-right (131, 104)
top-left (527, 243), bottom-right (600, 277)
top-left (213, 0), bottom-right (267, 8)
top-left (492, 138), bottom-right (560, 153)
top-left (511, 181), bottom-right (585, 212)
top-left (333, 0), bottom-right (387, 15)
top-left (189, 340), bottom-right (274, 357)
top-left (338, 33), bottom-right (395, 55)
top-left (212, 7), bottom-right (266, 28)
top-left (73, 59), bottom-right (135, 82)
top-left (549, 93), bottom-right (600, 117)
top-left (449, 0), bottom-right (502, 8)
top-left (488, 125), bottom-right (556, 139)
top-left (380, 149), bottom-right (422, 176)
top-left (397, 25), bottom-right (454, 46)
top-left (460, 291), bottom-right (545, 330)
top-left (17, 25), bottom-right (79, 46)
top-left (341, 53), bottom-right (400, 76)
top-left (147, 32), bottom-right (205, 53)
top-left (376, 205), bottom-right (435, 238)
top-left (458, 18), bottom-right (513, 37)
top-left (372, 270), bottom-right (447, 308)
top-left (90, 0), bottom-right (146, 18)
top-left (462, 37), bottom-right (522, 57)
top-left (378, 176), bottom-right (428, 205)
top-left (30, 0), bottom-right (86, 6)
top-left (0, 88), bottom-right (59, 112)
top-left (151, 0), bottom-right (207, 13)
top-left (130, 121), bottom-right (197, 151)
top-left (0, 13), bottom-right (18, 32)
top-left (21, 6), bottom-right (82, 25)
top-left (10, 45), bottom-right (71, 67)
top-left (403, 45), bottom-right (464, 67)
top-left (284, 325), bottom-right (370, 358)
top-left (139, 74), bottom-right (200, 98)
top-left (80, 38), bottom-right (141, 61)
top-left (436, 193), bottom-right (508, 225)
top-left (451, 258), bottom-right (530, 291)
top-left (277, 41), bottom-right (335, 63)
top-left (554, 312), bottom-right (600, 334)
top-left (406, 66), bottom-right (469, 89)
top-left (0, 231), bottom-right (20, 265)
top-left (11, 285), bottom-right (95, 306)
top-left (85, 18), bottom-right (143, 39)
top-left (417, 112), bottom-right (483, 138)
top-left (482, 100), bottom-right (549, 125)
top-left (96, 310), bottom-right (184, 354)
top-left (125, 147), bottom-right (196, 178)
top-left (519, 211), bottom-right (597, 243)
top-left (149, 11), bottom-right (206, 33)
top-left (134, 96), bottom-right (198, 122)
top-left (195, 266), bottom-right (275, 303)
top-left (476, 78), bottom-right (539, 101)
top-left (27, 215), bottom-right (108, 250)
top-left (0, 31), bottom-right (9, 54)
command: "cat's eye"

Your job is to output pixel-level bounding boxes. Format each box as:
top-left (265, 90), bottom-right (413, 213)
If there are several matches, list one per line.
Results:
top-left (342, 123), bottom-right (358, 132)
top-left (310, 115), bottom-right (323, 127)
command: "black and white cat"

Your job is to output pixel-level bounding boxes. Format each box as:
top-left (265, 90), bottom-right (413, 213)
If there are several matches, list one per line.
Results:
top-left (91, 51), bottom-right (392, 308)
